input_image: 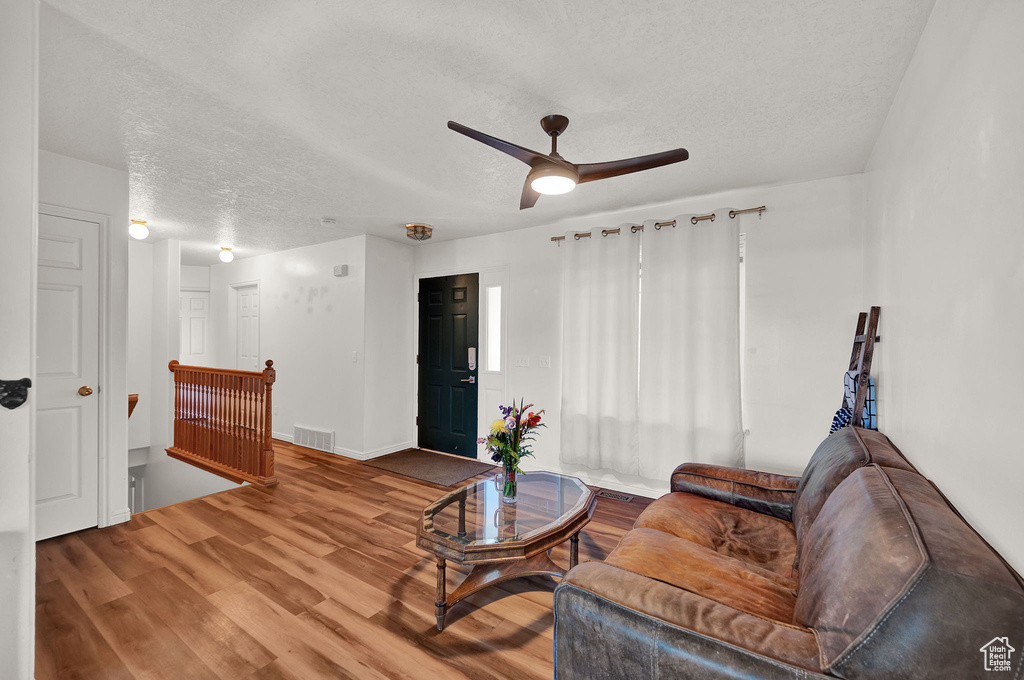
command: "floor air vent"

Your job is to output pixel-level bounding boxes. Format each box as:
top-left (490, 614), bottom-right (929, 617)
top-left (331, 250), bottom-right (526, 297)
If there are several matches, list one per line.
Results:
top-left (597, 489), bottom-right (634, 502)
top-left (293, 425), bottom-right (335, 453)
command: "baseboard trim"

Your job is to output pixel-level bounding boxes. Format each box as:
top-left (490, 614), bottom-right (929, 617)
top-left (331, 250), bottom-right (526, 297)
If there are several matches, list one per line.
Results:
top-left (101, 506), bottom-right (132, 527)
top-left (333, 442), bottom-right (415, 461)
top-left (529, 467), bottom-right (667, 501)
top-left (274, 433), bottom-right (413, 462)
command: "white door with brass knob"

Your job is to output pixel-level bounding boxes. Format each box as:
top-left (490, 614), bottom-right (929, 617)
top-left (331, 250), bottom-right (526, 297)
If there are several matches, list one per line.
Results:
top-left (35, 211), bottom-right (100, 540)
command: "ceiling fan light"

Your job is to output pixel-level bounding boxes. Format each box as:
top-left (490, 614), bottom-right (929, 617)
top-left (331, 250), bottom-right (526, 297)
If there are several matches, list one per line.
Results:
top-left (129, 219), bottom-right (149, 240)
top-left (529, 165), bottom-right (578, 195)
top-left (219, 247), bottom-right (234, 263)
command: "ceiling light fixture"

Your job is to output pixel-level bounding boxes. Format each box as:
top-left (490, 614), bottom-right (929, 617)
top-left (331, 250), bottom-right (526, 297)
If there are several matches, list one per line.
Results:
top-left (129, 219), bottom-right (149, 240)
top-left (528, 164), bottom-right (578, 195)
top-left (219, 247), bottom-right (234, 263)
top-left (406, 223), bottom-right (432, 241)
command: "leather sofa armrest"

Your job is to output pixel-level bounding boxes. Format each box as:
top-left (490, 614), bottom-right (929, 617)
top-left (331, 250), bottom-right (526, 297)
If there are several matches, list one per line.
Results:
top-left (671, 463), bottom-right (800, 521)
top-left (554, 562), bottom-right (825, 680)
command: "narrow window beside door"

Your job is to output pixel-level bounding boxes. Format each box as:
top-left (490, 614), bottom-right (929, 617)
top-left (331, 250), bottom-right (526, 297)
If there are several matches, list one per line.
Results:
top-left (485, 285), bottom-right (502, 373)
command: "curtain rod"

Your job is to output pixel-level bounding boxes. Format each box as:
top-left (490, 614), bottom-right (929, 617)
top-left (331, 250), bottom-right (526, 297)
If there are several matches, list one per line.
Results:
top-left (550, 205), bottom-right (766, 243)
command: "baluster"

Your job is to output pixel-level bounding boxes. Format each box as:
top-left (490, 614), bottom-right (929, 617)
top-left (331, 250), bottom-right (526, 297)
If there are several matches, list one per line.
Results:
top-left (189, 370), bottom-right (196, 455)
top-left (183, 370), bottom-right (189, 453)
top-left (230, 374), bottom-right (238, 470)
top-left (186, 370), bottom-right (192, 453)
top-left (225, 372), bottom-right (230, 466)
top-left (204, 371), bottom-right (211, 459)
top-left (228, 374), bottom-right (235, 471)
top-left (242, 377), bottom-right (250, 475)
top-left (214, 372), bottom-right (220, 466)
top-left (196, 371), bottom-right (202, 458)
top-left (253, 377), bottom-right (260, 476)
top-left (243, 377), bottom-right (251, 475)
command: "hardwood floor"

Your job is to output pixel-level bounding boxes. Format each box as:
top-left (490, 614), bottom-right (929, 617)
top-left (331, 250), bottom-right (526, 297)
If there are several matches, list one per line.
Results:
top-left (36, 441), bottom-right (652, 679)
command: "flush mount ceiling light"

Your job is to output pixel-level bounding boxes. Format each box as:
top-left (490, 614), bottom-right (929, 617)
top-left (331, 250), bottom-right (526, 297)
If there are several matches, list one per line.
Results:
top-left (128, 219), bottom-right (149, 240)
top-left (406, 223), bottom-right (432, 241)
top-left (219, 247), bottom-right (234, 263)
top-left (447, 114), bottom-right (688, 209)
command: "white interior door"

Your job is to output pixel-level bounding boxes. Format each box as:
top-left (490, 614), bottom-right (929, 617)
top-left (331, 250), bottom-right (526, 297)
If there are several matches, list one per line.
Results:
top-left (236, 284), bottom-right (260, 370)
top-left (36, 212), bottom-right (100, 540)
top-left (180, 291), bottom-right (210, 365)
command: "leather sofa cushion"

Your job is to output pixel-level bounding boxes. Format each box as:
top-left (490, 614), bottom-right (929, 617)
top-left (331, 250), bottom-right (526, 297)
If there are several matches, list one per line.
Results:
top-left (635, 491), bottom-right (798, 578)
top-left (791, 427), bottom-right (916, 543)
top-left (557, 562), bottom-right (824, 674)
top-left (605, 528), bottom-right (798, 622)
top-left (795, 465), bottom-right (1024, 678)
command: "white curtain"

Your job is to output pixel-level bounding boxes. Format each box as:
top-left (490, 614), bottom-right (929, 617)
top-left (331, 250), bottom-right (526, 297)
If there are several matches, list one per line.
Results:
top-left (638, 210), bottom-right (743, 480)
top-left (560, 227), bottom-right (640, 475)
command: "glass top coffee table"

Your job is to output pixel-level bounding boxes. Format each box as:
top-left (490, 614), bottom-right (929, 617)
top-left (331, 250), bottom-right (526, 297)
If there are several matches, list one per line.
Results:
top-left (416, 471), bottom-right (596, 630)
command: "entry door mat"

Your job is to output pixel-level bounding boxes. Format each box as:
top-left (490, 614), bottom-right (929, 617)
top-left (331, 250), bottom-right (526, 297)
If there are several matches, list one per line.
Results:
top-left (364, 449), bottom-right (497, 487)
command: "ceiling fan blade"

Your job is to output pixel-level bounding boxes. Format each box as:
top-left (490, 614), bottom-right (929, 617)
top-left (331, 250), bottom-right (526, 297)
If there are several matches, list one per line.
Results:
top-left (520, 176), bottom-right (541, 210)
top-left (576, 148), bottom-right (689, 183)
top-left (448, 121), bottom-right (550, 167)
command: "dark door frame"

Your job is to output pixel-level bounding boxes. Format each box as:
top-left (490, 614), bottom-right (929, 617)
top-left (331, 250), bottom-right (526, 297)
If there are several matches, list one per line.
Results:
top-left (410, 266), bottom-right (510, 461)
top-left (416, 272), bottom-right (479, 457)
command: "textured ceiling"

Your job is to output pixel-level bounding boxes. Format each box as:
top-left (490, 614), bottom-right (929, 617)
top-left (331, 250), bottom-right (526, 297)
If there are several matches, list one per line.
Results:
top-left (39, 0), bottom-right (935, 265)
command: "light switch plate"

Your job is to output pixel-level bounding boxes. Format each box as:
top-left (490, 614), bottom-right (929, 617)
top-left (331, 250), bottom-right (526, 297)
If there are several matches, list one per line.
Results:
top-left (539, 355), bottom-right (551, 368)
top-left (514, 356), bottom-right (530, 368)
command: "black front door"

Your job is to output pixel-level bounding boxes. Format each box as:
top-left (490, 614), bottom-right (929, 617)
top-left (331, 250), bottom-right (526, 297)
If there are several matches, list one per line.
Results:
top-left (417, 274), bottom-right (479, 457)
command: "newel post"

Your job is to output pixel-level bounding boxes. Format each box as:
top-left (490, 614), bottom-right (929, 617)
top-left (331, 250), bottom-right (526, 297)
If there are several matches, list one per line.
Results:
top-left (260, 360), bottom-right (278, 485)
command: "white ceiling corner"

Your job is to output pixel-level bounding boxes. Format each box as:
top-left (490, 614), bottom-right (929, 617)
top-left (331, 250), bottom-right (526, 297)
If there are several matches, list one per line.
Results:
top-left (39, 0), bottom-right (936, 265)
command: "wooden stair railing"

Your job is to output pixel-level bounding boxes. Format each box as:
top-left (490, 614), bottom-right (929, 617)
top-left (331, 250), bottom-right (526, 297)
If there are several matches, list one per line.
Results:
top-left (166, 360), bottom-right (278, 487)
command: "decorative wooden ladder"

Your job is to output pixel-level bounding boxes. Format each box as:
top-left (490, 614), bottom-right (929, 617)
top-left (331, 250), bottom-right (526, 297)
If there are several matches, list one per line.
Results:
top-left (844, 306), bottom-right (881, 428)
top-left (166, 360), bottom-right (278, 486)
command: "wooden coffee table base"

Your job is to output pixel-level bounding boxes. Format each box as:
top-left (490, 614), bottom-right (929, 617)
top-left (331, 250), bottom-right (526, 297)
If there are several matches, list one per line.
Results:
top-left (434, 533), bottom-right (581, 631)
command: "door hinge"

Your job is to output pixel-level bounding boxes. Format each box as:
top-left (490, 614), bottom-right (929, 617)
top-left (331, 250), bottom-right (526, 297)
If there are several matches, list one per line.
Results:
top-left (415, 416), bottom-right (419, 425)
top-left (416, 354), bottom-right (419, 364)
top-left (417, 292), bottom-right (421, 302)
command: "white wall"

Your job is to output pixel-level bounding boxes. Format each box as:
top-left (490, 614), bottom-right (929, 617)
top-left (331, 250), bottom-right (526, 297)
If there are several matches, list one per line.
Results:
top-left (208, 234), bottom-right (415, 458)
top-left (38, 150), bottom-right (130, 527)
top-left (414, 173), bottom-right (866, 496)
top-left (363, 236), bottom-right (416, 454)
top-left (180, 264), bottom-right (210, 291)
top-left (864, 0), bottom-right (1024, 569)
top-left (127, 241), bottom-right (153, 451)
top-left (0, 1), bottom-right (37, 676)
top-left (140, 239), bottom-right (240, 509)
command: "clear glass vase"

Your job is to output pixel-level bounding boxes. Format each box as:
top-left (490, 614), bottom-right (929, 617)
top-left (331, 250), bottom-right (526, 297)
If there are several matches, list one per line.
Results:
top-left (501, 461), bottom-right (517, 503)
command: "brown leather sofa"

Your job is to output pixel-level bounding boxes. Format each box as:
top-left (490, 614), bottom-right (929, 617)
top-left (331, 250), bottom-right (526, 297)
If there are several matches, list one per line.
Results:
top-left (553, 427), bottom-right (1024, 679)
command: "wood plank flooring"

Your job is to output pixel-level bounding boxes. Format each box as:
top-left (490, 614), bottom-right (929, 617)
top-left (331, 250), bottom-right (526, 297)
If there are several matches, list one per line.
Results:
top-left (36, 441), bottom-right (652, 679)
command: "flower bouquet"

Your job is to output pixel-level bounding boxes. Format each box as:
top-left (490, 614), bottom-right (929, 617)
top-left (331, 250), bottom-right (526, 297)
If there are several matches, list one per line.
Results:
top-left (479, 399), bottom-right (545, 503)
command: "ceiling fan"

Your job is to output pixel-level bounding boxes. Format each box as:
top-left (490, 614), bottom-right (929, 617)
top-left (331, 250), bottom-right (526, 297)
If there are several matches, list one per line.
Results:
top-left (447, 115), bottom-right (689, 209)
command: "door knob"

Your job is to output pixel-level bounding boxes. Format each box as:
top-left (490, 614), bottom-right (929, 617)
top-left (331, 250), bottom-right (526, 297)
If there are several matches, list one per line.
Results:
top-left (78, 386), bottom-right (94, 396)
